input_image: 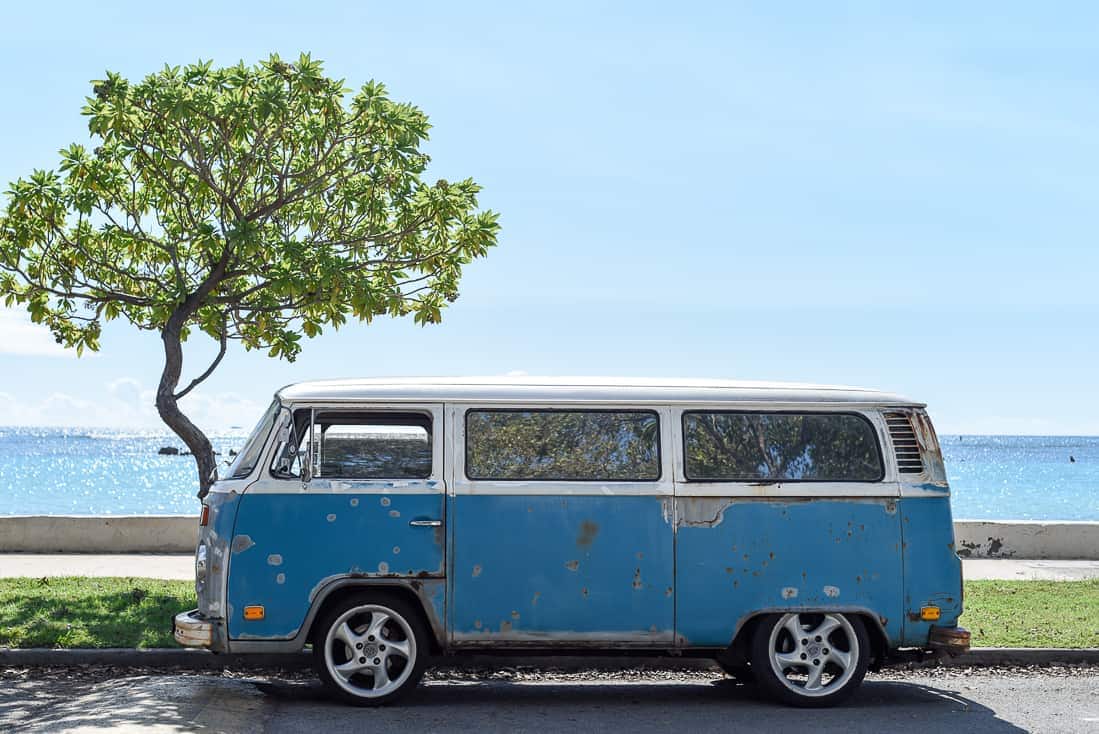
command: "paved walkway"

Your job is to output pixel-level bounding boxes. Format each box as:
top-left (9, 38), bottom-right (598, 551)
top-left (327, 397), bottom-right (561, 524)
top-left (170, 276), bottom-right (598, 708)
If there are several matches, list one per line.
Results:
top-left (962, 559), bottom-right (1099, 581)
top-left (1, 554), bottom-right (1099, 581)
top-left (0, 554), bottom-right (196, 580)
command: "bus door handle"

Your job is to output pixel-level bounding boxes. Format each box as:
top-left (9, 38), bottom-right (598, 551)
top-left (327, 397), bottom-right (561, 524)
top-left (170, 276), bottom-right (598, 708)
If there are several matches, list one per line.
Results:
top-left (409, 519), bottom-right (442, 528)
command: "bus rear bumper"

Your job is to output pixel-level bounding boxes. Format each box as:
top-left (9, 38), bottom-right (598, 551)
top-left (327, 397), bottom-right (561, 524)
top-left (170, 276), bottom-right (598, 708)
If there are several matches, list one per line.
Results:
top-left (929, 625), bottom-right (971, 656)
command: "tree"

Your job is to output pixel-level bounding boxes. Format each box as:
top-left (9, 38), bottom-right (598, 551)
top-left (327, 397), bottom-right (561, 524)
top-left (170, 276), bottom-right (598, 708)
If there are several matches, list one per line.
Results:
top-left (0, 54), bottom-right (499, 497)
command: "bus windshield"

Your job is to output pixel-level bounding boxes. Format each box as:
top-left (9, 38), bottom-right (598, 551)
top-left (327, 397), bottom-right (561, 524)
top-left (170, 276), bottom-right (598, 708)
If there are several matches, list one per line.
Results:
top-left (225, 400), bottom-right (280, 480)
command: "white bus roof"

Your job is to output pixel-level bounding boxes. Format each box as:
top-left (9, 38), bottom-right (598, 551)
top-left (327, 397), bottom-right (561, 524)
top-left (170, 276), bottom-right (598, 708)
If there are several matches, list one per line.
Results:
top-left (276, 376), bottom-right (923, 407)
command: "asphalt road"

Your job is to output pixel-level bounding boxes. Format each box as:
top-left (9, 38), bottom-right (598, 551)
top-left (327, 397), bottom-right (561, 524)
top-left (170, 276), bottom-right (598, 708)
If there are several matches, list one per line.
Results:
top-left (1, 665), bottom-right (1097, 733)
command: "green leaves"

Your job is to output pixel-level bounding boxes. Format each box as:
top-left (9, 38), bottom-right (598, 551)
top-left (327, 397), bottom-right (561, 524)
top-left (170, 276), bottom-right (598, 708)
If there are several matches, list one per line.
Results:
top-left (0, 53), bottom-right (499, 364)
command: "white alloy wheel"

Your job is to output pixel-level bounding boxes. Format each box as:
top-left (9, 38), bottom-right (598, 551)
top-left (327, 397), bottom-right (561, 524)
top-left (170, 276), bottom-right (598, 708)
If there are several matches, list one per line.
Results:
top-left (314, 596), bottom-right (427, 705)
top-left (750, 612), bottom-right (870, 707)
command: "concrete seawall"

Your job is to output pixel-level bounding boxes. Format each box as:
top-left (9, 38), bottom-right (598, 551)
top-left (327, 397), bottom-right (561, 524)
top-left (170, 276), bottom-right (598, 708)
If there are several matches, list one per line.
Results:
top-left (1, 515), bottom-right (1097, 559)
top-left (952, 520), bottom-right (1099, 561)
top-left (0, 516), bottom-right (199, 554)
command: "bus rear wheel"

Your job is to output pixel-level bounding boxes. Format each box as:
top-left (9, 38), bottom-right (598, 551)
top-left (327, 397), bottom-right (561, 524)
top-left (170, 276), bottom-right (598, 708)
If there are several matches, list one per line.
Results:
top-left (749, 612), bottom-right (870, 707)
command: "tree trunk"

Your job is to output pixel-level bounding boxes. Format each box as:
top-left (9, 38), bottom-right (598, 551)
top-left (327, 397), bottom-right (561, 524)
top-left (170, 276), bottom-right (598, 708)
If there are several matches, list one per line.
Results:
top-left (157, 311), bottom-right (217, 499)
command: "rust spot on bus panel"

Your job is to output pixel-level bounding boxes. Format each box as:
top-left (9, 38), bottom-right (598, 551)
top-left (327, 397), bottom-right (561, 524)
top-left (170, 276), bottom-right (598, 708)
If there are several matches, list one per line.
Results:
top-left (565, 560), bottom-right (580, 572)
top-left (231, 535), bottom-right (254, 554)
top-left (677, 498), bottom-right (733, 528)
top-left (632, 568), bottom-right (643, 590)
top-left (577, 520), bottom-right (599, 548)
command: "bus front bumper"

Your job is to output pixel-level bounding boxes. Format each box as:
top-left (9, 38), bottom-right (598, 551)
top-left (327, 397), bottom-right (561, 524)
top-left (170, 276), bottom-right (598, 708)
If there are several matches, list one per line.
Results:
top-left (173, 609), bottom-right (219, 649)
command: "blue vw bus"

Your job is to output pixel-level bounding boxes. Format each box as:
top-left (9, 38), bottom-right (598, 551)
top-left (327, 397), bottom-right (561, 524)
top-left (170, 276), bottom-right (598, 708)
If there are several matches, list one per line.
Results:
top-left (173, 377), bottom-right (969, 707)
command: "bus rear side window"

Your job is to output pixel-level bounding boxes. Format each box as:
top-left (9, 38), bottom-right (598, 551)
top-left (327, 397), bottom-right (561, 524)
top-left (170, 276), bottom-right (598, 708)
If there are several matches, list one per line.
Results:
top-left (683, 412), bottom-right (883, 482)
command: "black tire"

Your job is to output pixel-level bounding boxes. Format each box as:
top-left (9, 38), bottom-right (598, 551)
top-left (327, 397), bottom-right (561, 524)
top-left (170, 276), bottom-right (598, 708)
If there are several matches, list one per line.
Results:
top-left (749, 612), bottom-right (870, 708)
top-left (313, 591), bottom-right (429, 706)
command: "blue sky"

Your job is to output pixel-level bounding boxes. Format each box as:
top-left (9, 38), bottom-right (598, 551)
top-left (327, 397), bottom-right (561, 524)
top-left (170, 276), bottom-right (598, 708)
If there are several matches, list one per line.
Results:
top-left (1, 2), bottom-right (1097, 434)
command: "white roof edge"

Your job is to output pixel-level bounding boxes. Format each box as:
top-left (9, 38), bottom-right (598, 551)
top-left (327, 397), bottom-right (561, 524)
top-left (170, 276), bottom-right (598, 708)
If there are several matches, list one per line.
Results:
top-left (274, 376), bottom-right (924, 407)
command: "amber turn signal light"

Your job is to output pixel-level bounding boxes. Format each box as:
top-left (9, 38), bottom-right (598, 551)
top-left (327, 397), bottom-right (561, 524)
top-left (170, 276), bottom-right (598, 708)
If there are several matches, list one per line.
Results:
top-left (920, 606), bottom-right (941, 621)
top-left (199, 506), bottom-right (210, 527)
top-left (243, 605), bottom-right (265, 621)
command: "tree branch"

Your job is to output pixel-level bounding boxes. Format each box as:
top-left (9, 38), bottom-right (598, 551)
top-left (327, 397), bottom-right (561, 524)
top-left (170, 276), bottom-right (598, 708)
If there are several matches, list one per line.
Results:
top-left (174, 319), bottom-right (228, 400)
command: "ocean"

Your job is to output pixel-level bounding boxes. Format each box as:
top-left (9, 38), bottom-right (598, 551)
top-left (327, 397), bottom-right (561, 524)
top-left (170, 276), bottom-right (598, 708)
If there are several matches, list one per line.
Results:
top-left (0, 428), bottom-right (1096, 520)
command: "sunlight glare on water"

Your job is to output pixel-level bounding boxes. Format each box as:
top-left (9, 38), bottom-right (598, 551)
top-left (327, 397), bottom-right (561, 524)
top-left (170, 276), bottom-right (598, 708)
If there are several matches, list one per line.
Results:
top-left (0, 427), bottom-right (248, 515)
top-left (940, 435), bottom-right (1099, 521)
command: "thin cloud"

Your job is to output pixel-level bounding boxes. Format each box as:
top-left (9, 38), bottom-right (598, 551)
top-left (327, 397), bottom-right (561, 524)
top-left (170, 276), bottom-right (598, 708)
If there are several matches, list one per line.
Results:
top-left (0, 378), bottom-right (264, 431)
top-left (0, 308), bottom-right (76, 358)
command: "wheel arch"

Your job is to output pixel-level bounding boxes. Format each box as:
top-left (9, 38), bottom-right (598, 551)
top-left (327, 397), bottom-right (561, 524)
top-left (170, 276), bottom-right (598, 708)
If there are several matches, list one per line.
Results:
top-left (304, 578), bottom-right (446, 654)
top-left (726, 607), bottom-right (890, 667)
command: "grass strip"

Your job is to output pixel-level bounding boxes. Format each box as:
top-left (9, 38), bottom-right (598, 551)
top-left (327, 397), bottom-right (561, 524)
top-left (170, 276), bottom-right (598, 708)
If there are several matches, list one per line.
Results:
top-left (961, 579), bottom-right (1099, 649)
top-left (0, 577), bottom-right (193, 648)
top-left (0, 577), bottom-right (1096, 649)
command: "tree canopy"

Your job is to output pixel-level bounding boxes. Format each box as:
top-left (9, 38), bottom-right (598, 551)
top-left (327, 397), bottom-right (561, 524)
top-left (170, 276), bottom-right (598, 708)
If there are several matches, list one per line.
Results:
top-left (0, 54), bottom-right (499, 495)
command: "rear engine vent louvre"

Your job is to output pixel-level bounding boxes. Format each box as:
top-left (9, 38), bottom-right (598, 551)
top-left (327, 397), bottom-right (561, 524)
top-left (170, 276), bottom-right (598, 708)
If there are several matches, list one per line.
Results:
top-left (885, 412), bottom-right (924, 474)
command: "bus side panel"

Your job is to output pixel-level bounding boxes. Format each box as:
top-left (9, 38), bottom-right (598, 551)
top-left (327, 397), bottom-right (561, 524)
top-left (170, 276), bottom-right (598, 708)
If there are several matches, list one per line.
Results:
top-left (899, 495), bottom-right (963, 645)
top-left (675, 498), bottom-right (905, 647)
top-left (226, 492), bottom-right (445, 640)
top-left (449, 494), bottom-right (675, 643)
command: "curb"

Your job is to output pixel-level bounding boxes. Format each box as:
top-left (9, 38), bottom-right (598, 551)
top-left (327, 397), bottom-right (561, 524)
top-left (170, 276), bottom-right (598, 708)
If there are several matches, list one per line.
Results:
top-left (2, 648), bottom-right (1097, 670)
top-left (935, 647), bottom-right (1099, 667)
top-left (0, 648), bottom-right (312, 670)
